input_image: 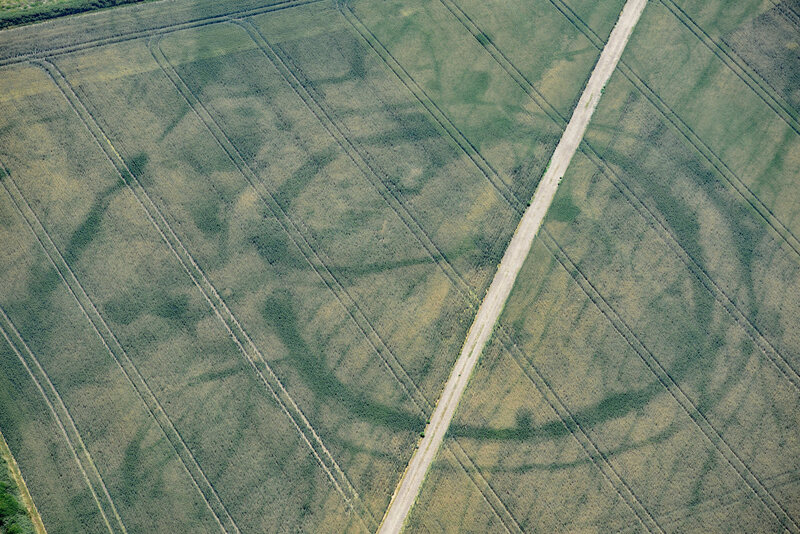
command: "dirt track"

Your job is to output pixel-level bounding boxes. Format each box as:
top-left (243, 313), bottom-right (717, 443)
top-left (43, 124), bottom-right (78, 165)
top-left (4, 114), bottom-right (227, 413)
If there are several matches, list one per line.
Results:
top-left (377, 0), bottom-right (649, 531)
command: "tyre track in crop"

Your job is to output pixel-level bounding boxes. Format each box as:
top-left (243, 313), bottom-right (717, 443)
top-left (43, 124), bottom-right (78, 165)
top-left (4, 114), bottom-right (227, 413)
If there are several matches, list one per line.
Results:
top-left (339, 5), bottom-right (526, 215)
top-left (350, 2), bottom-right (667, 531)
top-left (0, 303), bottom-right (123, 534)
top-left (150, 37), bottom-right (390, 531)
top-left (155, 28), bottom-right (523, 531)
top-left (771, 0), bottom-right (800, 27)
top-left (38, 58), bottom-right (365, 533)
top-left (230, 19), bottom-right (531, 533)
top-left (2, 85), bottom-right (240, 534)
top-left (542, 0), bottom-right (800, 264)
top-left (245, 17), bottom-right (658, 533)
top-left (659, 0), bottom-right (800, 135)
top-left (539, 228), bottom-right (799, 532)
top-left (459, 0), bottom-right (800, 391)
top-left (0, 0), bottom-right (323, 68)
top-left (343, 3), bottom-right (800, 530)
top-left (492, 322), bottom-right (664, 534)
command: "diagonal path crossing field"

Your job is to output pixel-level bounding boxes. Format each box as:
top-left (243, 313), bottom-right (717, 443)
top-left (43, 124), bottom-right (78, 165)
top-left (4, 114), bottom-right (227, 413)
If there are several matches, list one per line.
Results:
top-left (377, 0), bottom-right (649, 531)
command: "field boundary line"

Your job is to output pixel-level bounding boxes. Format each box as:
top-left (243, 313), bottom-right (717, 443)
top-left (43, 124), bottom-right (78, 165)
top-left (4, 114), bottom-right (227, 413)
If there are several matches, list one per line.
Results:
top-left (539, 229), bottom-right (799, 532)
top-left (0, 426), bottom-right (47, 534)
top-left (373, 1), bottom-right (656, 532)
top-left (338, 4), bottom-right (526, 215)
top-left (233, 18), bottom-right (532, 533)
top-left (469, 0), bottom-right (800, 391)
top-left (0, 0), bottom-right (323, 68)
top-left (149, 35), bottom-right (387, 531)
top-left (659, 0), bottom-right (800, 135)
top-left (0, 304), bottom-right (120, 534)
top-left (2, 114), bottom-right (240, 534)
top-left (39, 55), bottom-right (375, 532)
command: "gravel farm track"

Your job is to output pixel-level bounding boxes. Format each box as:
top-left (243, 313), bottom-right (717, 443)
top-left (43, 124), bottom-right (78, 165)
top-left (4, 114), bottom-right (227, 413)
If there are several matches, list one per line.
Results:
top-left (377, 0), bottom-right (650, 531)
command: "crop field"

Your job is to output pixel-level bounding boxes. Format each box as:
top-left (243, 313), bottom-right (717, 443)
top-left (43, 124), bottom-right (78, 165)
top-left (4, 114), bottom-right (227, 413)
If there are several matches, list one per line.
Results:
top-left (0, 0), bottom-right (798, 532)
top-left (406, 0), bottom-right (800, 532)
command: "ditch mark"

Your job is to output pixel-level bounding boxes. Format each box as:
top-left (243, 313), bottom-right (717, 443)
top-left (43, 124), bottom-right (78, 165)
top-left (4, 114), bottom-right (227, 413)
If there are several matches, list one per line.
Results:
top-left (156, 29), bottom-right (523, 531)
top-left (339, 4), bottom-right (527, 215)
top-left (37, 57), bottom-right (358, 533)
top-left (541, 0), bottom-right (800, 263)
top-left (446, 0), bottom-right (800, 273)
top-left (338, 4), bottom-right (666, 530)
top-left (342, 3), bottom-right (797, 530)
top-left (236, 19), bottom-right (529, 534)
top-left (0, 304), bottom-right (122, 534)
top-left (437, 0), bottom-right (568, 129)
top-left (493, 325), bottom-right (663, 534)
top-left (452, 0), bottom-right (800, 392)
top-left (658, 0), bottom-right (800, 135)
top-left (150, 37), bottom-right (382, 532)
top-left (1, 140), bottom-right (239, 534)
top-left (581, 143), bottom-right (800, 395)
top-left (644, 467), bottom-right (800, 533)
top-left (0, 0), bottom-right (324, 68)
top-left (540, 229), bottom-right (799, 533)
top-left (253, 20), bottom-right (654, 532)
top-left (257, 29), bottom-right (483, 304)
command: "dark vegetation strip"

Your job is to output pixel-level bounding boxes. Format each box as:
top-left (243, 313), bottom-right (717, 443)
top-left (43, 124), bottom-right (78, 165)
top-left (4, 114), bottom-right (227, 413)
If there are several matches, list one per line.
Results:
top-left (38, 58), bottom-right (359, 533)
top-left (0, 0), bottom-right (148, 30)
top-left (338, 5), bottom-right (669, 531)
top-left (539, 228), bottom-right (799, 532)
top-left (338, 5), bottom-right (527, 215)
top-left (0, 0), bottom-right (322, 67)
top-left (661, 0), bottom-right (800, 133)
top-left (2, 143), bottom-right (238, 533)
top-left (454, 0), bottom-right (800, 392)
top-left (344, 2), bottom-right (800, 529)
top-left (544, 0), bottom-right (800, 263)
top-left (491, 322), bottom-right (664, 533)
top-left (771, 0), bottom-right (800, 26)
top-left (0, 303), bottom-right (120, 534)
top-left (149, 37), bottom-right (382, 531)
top-left (230, 18), bottom-right (530, 533)
top-left (35, 59), bottom-right (255, 534)
top-left (436, 1), bottom-right (800, 526)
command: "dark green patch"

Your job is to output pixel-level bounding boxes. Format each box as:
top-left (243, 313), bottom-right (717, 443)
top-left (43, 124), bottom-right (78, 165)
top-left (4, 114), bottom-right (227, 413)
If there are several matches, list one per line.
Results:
top-left (549, 193), bottom-right (581, 223)
top-left (262, 291), bottom-right (423, 431)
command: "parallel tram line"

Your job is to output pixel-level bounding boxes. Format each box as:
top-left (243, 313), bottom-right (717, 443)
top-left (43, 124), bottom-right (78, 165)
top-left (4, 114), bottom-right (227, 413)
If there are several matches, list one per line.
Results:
top-left (539, 228), bottom-right (799, 532)
top-left (544, 0), bottom-right (800, 263)
top-left (3, 80), bottom-right (239, 534)
top-left (341, 2), bottom-right (800, 530)
top-left (338, 5), bottom-right (526, 215)
top-left (149, 36), bottom-right (384, 531)
top-left (0, 305), bottom-right (121, 534)
top-left (0, 0), bottom-right (323, 68)
top-left (37, 58), bottom-right (366, 532)
top-left (233, 19), bottom-right (526, 533)
top-left (658, 0), bottom-right (800, 135)
top-left (340, 4), bottom-right (666, 531)
top-left (433, 0), bottom-right (800, 528)
top-left (441, 0), bottom-right (800, 391)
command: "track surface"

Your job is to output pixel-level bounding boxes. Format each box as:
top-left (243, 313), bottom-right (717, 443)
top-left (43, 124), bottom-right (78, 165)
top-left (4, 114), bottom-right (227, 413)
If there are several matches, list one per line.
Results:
top-left (376, 0), bottom-right (649, 531)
